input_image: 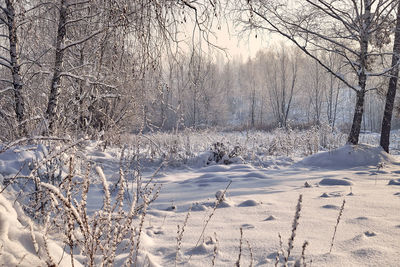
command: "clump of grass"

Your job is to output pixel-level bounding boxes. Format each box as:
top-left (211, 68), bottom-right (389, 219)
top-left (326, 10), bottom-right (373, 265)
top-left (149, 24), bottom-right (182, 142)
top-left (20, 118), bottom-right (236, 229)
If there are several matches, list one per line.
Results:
top-left (330, 199), bottom-right (346, 253)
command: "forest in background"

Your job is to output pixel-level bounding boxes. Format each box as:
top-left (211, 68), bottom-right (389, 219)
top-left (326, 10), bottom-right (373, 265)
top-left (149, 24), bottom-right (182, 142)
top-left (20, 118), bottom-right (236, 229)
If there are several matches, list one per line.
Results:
top-left (1, 0), bottom-right (400, 146)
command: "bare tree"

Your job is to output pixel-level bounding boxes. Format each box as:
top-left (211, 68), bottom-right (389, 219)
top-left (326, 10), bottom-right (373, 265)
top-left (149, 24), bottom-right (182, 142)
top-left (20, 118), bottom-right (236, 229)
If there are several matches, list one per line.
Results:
top-left (380, 1), bottom-right (400, 152)
top-left (309, 59), bottom-right (324, 125)
top-left (266, 45), bottom-right (298, 128)
top-left (40, 0), bottom-right (223, 135)
top-left (325, 53), bottom-right (342, 129)
top-left (0, 0), bottom-right (26, 136)
top-left (236, 0), bottom-right (397, 144)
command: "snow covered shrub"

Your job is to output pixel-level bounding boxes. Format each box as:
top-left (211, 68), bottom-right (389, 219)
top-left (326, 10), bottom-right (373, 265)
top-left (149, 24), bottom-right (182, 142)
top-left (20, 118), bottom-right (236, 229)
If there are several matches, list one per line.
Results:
top-left (267, 128), bottom-right (297, 156)
top-left (3, 140), bottom-right (80, 222)
top-left (304, 126), bottom-right (319, 156)
top-left (2, 140), bottom-right (161, 266)
top-left (209, 142), bottom-right (227, 163)
top-left (36, 161), bottom-right (159, 266)
top-left (207, 142), bottom-right (243, 165)
top-left (34, 156), bottom-right (63, 185)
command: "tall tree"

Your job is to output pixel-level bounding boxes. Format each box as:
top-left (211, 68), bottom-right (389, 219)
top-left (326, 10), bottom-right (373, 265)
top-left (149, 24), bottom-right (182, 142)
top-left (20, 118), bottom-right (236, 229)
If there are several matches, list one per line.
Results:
top-left (380, 1), bottom-right (400, 153)
top-left (46, 0), bottom-right (68, 134)
top-left (0, 0), bottom-right (26, 135)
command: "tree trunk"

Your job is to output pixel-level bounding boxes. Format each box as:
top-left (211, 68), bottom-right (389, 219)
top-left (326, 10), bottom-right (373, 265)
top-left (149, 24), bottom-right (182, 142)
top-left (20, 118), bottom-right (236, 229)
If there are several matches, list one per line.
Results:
top-left (5, 0), bottom-right (25, 136)
top-left (46, 0), bottom-right (67, 134)
top-left (347, 0), bottom-right (371, 145)
top-left (251, 87), bottom-right (255, 128)
top-left (348, 90), bottom-right (366, 144)
top-left (380, 1), bottom-right (400, 153)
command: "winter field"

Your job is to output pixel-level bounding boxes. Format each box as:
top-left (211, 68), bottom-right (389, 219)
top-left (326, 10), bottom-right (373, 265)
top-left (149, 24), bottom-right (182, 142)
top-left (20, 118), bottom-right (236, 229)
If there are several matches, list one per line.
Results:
top-left (0, 129), bottom-right (400, 266)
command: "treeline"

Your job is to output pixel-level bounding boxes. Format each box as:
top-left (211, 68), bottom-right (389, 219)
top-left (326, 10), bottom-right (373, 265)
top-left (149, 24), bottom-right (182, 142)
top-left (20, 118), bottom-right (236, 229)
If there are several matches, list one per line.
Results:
top-left (1, 0), bottom-right (400, 149)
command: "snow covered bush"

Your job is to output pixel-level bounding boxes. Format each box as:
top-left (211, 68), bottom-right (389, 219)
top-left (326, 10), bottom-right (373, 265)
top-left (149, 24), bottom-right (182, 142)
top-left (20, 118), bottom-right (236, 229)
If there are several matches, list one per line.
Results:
top-left (1, 140), bottom-right (161, 266)
top-left (206, 142), bottom-right (243, 165)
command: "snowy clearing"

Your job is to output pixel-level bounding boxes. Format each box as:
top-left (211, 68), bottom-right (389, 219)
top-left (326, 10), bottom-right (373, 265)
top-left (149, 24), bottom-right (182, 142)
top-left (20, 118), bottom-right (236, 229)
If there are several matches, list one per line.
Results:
top-left (0, 135), bottom-right (399, 266)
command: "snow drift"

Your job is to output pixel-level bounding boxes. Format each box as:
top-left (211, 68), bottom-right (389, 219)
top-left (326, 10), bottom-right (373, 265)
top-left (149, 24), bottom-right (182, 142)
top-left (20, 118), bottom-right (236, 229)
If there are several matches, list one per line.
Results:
top-left (296, 144), bottom-right (398, 169)
top-left (0, 192), bottom-right (80, 266)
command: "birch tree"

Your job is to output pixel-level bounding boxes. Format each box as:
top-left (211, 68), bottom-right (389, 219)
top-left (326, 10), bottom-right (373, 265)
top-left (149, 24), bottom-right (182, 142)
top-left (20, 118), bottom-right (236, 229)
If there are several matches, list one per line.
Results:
top-left (0, 0), bottom-right (25, 136)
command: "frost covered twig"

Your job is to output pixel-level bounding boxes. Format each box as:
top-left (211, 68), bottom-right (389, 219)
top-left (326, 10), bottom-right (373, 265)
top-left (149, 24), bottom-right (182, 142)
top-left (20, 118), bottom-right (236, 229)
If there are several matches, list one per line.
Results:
top-left (175, 205), bottom-right (192, 266)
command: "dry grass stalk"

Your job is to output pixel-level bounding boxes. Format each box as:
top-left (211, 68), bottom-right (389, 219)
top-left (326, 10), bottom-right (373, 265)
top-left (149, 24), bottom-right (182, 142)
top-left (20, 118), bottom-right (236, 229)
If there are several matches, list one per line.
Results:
top-left (284, 194), bottom-right (303, 266)
top-left (175, 205), bottom-right (192, 266)
top-left (211, 232), bottom-right (219, 266)
top-left (134, 198), bottom-right (148, 267)
top-left (301, 240), bottom-right (309, 267)
top-left (246, 239), bottom-right (254, 267)
top-left (188, 180), bottom-right (232, 264)
top-left (329, 199), bottom-right (346, 253)
top-left (235, 227), bottom-right (244, 267)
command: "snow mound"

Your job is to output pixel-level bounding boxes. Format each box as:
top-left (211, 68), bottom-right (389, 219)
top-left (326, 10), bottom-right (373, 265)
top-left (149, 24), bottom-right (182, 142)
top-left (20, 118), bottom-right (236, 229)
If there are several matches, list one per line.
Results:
top-left (319, 178), bottom-right (353, 186)
top-left (321, 204), bottom-right (340, 210)
top-left (0, 193), bottom-right (80, 266)
top-left (241, 223), bottom-right (255, 229)
top-left (192, 203), bottom-right (208, 211)
top-left (320, 191), bottom-right (344, 197)
top-left (364, 231), bottom-right (377, 237)
top-left (388, 179), bottom-right (400, 185)
top-left (297, 144), bottom-right (397, 169)
top-left (264, 215), bottom-right (276, 221)
top-left (187, 242), bottom-right (212, 255)
top-left (218, 199), bottom-right (234, 208)
top-left (238, 199), bottom-right (259, 207)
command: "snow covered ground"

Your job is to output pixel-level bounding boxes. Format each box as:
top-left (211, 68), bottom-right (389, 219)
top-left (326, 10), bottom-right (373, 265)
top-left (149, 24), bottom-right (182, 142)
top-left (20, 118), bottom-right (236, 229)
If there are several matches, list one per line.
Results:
top-left (0, 132), bottom-right (400, 266)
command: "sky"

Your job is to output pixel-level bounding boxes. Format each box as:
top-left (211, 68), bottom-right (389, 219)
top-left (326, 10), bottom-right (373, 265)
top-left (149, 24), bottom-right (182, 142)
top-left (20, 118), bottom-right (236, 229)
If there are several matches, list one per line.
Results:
top-left (176, 9), bottom-right (276, 63)
top-left (213, 23), bottom-right (268, 59)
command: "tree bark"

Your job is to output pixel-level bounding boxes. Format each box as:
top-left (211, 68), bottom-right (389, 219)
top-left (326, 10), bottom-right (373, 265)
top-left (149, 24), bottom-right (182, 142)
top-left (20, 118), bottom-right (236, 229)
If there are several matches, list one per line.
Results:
top-left (380, 1), bottom-right (400, 153)
top-left (46, 0), bottom-right (67, 134)
top-left (5, 0), bottom-right (25, 136)
top-left (347, 0), bottom-right (371, 145)
top-left (348, 90), bottom-right (365, 144)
